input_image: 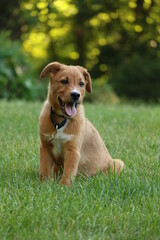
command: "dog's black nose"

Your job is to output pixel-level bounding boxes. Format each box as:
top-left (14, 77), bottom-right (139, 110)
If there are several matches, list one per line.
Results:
top-left (70, 91), bottom-right (80, 102)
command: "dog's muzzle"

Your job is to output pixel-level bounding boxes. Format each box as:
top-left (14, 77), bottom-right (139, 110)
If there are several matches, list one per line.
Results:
top-left (58, 90), bottom-right (80, 118)
top-left (70, 90), bottom-right (80, 103)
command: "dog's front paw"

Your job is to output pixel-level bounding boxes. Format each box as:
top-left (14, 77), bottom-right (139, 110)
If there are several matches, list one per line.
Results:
top-left (39, 173), bottom-right (51, 181)
top-left (58, 176), bottom-right (71, 186)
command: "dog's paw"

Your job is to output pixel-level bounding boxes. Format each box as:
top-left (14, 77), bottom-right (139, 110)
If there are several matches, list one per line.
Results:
top-left (58, 176), bottom-right (71, 186)
top-left (113, 159), bottom-right (125, 175)
top-left (39, 173), bottom-right (51, 181)
top-left (105, 159), bottom-right (124, 175)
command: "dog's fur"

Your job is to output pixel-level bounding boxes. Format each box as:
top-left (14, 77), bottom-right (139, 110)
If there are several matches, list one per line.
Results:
top-left (39, 62), bottom-right (124, 186)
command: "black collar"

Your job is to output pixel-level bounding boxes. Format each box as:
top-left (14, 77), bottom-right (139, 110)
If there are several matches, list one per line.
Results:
top-left (50, 107), bottom-right (68, 131)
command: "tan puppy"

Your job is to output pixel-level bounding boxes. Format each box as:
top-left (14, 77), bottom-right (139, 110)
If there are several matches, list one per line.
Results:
top-left (39, 62), bottom-right (124, 186)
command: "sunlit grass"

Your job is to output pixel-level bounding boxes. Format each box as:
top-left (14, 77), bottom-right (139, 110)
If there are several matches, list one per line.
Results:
top-left (0, 100), bottom-right (160, 239)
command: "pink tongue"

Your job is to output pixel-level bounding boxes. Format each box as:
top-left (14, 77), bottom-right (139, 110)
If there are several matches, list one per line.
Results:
top-left (65, 103), bottom-right (77, 117)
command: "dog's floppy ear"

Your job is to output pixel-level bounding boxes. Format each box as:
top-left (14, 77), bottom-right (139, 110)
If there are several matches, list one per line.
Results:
top-left (77, 66), bottom-right (92, 93)
top-left (40, 62), bottom-right (62, 78)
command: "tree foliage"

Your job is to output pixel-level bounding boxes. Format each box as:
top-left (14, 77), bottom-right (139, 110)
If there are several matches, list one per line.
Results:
top-left (0, 0), bottom-right (160, 101)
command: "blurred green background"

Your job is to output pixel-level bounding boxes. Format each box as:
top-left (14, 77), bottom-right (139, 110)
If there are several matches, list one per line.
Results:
top-left (0, 0), bottom-right (160, 102)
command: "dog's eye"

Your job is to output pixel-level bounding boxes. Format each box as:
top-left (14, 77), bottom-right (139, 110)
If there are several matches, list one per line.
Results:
top-left (61, 79), bottom-right (69, 85)
top-left (79, 81), bottom-right (84, 87)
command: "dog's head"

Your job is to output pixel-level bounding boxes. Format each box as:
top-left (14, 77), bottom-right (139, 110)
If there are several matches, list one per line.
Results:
top-left (40, 62), bottom-right (92, 118)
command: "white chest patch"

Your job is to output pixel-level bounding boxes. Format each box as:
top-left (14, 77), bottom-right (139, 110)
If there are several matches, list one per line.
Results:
top-left (47, 125), bottom-right (73, 158)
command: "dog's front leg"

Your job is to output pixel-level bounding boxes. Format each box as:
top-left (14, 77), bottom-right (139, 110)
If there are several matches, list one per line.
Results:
top-left (59, 145), bottom-right (80, 186)
top-left (39, 144), bottom-right (53, 181)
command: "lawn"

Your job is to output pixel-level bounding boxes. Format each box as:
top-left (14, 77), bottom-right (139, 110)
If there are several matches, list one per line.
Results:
top-left (0, 100), bottom-right (160, 240)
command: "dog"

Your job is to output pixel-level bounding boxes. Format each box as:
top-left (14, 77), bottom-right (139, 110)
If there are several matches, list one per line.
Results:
top-left (39, 62), bottom-right (124, 186)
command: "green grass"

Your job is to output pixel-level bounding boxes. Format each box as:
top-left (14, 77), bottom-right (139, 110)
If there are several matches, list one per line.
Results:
top-left (0, 100), bottom-right (160, 240)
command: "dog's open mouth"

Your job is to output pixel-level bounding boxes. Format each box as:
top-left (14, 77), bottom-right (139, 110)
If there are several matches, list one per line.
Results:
top-left (58, 97), bottom-right (78, 118)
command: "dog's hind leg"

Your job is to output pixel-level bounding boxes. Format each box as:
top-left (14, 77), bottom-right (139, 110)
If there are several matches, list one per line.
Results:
top-left (103, 159), bottom-right (124, 175)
